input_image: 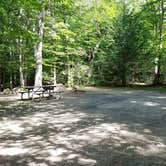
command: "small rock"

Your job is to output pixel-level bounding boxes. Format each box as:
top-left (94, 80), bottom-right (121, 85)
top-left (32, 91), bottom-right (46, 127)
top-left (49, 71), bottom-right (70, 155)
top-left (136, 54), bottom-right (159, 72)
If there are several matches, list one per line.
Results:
top-left (3, 88), bottom-right (12, 95)
top-left (12, 87), bottom-right (20, 94)
top-left (55, 84), bottom-right (66, 92)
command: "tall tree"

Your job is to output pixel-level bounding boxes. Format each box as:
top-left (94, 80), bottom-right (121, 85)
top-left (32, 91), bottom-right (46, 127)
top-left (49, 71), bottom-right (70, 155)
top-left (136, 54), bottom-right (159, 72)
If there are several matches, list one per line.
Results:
top-left (153, 0), bottom-right (165, 85)
top-left (34, 1), bottom-right (45, 86)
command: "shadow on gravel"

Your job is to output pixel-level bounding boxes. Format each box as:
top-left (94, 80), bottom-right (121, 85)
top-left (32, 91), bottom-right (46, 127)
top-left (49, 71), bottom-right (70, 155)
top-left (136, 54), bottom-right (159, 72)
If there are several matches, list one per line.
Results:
top-left (0, 90), bottom-right (166, 166)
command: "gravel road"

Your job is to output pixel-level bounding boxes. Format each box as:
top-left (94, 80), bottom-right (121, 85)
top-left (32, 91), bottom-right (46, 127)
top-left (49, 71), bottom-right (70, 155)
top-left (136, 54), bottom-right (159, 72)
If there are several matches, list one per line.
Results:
top-left (0, 88), bottom-right (166, 166)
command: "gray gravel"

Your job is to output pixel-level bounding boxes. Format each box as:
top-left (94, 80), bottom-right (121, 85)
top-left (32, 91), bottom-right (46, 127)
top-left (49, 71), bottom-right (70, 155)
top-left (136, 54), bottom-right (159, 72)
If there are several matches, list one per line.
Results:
top-left (0, 88), bottom-right (166, 166)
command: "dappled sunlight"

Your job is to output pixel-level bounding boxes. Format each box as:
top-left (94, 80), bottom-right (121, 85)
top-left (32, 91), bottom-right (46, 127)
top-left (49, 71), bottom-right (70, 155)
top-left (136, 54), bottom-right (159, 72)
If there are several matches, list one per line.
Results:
top-left (148, 95), bottom-right (166, 99)
top-left (143, 101), bottom-right (160, 107)
top-left (129, 100), bottom-right (161, 107)
top-left (0, 147), bottom-right (29, 156)
top-left (135, 143), bottom-right (166, 157)
top-left (0, 120), bottom-right (24, 135)
top-left (121, 91), bottom-right (133, 94)
top-left (47, 148), bottom-right (69, 162)
top-left (130, 100), bottom-right (137, 103)
top-left (129, 94), bottom-right (166, 111)
top-left (78, 158), bottom-right (97, 165)
top-left (0, 107), bottom-right (165, 164)
top-left (27, 162), bottom-right (48, 166)
top-left (0, 90), bottom-right (166, 165)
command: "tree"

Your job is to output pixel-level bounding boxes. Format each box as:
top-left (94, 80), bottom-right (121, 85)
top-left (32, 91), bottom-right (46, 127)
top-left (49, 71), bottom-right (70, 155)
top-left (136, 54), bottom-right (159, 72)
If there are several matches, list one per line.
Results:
top-left (34, 1), bottom-right (45, 86)
top-left (0, 0), bottom-right (166, 90)
top-left (153, 0), bottom-right (165, 85)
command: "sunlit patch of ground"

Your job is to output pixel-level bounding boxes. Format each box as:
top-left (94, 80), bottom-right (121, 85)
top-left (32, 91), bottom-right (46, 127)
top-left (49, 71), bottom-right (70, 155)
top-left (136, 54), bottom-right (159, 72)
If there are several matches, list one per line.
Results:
top-left (0, 88), bottom-right (166, 166)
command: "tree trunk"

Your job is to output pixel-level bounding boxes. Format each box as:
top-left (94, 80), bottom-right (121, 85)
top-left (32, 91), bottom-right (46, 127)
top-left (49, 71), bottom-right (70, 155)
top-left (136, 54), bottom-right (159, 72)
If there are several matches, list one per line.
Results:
top-left (53, 66), bottom-right (57, 86)
top-left (9, 75), bottom-right (13, 90)
top-left (88, 41), bottom-right (100, 82)
top-left (153, 0), bottom-right (164, 85)
top-left (0, 64), bottom-right (2, 91)
top-left (67, 59), bottom-right (73, 87)
top-left (122, 73), bottom-right (127, 86)
top-left (18, 38), bottom-right (25, 87)
top-left (153, 57), bottom-right (160, 85)
top-left (2, 71), bottom-right (5, 89)
top-left (74, 62), bottom-right (80, 85)
top-left (34, 7), bottom-right (45, 86)
top-left (88, 59), bottom-right (94, 80)
top-left (98, 65), bottom-right (104, 83)
top-left (9, 49), bottom-right (14, 89)
top-left (121, 62), bottom-right (127, 86)
top-left (17, 8), bottom-right (25, 87)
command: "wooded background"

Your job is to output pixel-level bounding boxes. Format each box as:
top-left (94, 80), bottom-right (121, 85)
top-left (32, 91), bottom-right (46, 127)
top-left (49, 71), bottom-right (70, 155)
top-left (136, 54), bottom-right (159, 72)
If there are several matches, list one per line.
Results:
top-left (0, 0), bottom-right (166, 90)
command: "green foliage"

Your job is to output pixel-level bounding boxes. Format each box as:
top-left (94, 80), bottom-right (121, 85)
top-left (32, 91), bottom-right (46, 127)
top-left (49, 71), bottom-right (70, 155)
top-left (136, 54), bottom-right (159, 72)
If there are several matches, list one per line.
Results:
top-left (0, 0), bottom-right (166, 89)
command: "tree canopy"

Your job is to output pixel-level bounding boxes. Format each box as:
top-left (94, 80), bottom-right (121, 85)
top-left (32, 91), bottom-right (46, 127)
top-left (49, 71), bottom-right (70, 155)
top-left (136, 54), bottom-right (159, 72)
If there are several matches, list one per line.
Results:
top-left (0, 0), bottom-right (166, 90)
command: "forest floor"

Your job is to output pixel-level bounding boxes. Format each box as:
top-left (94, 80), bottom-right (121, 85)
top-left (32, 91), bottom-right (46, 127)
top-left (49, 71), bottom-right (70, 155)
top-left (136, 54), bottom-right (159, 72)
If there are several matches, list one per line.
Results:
top-left (0, 88), bottom-right (166, 166)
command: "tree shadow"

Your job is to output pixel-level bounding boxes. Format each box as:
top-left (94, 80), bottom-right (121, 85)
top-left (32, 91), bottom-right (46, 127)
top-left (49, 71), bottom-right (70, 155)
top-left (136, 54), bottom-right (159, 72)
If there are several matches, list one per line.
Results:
top-left (0, 90), bottom-right (166, 166)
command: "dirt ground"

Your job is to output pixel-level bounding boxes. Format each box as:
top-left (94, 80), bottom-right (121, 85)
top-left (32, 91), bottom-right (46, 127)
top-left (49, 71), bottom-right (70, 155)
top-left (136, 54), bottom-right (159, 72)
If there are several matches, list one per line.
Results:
top-left (0, 88), bottom-right (166, 166)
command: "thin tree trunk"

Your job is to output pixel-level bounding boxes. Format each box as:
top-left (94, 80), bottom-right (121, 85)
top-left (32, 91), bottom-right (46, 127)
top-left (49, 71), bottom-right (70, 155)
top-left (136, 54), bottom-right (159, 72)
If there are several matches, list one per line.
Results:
top-left (3, 71), bottom-right (5, 89)
top-left (25, 11), bottom-right (30, 86)
top-left (34, 6), bottom-right (45, 86)
top-left (121, 59), bottom-right (127, 86)
top-left (74, 62), bottom-right (80, 85)
top-left (88, 59), bottom-right (94, 80)
top-left (153, 0), bottom-right (164, 85)
top-left (9, 49), bottom-right (13, 89)
top-left (121, 70), bottom-right (127, 86)
top-left (121, 1), bottom-right (127, 86)
top-left (13, 74), bottom-right (17, 88)
top-left (88, 41), bottom-right (100, 82)
top-left (67, 59), bottom-right (73, 87)
top-left (53, 66), bottom-right (57, 86)
top-left (98, 65), bottom-right (104, 83)
top-left (18, 38), bottom-right (25, 87)
top-left (9, 75), bottom-right (13, 90)
top-left (0, 64), bottom-right (2, 91)
top-left (17, 8), bottom-right (25, 87)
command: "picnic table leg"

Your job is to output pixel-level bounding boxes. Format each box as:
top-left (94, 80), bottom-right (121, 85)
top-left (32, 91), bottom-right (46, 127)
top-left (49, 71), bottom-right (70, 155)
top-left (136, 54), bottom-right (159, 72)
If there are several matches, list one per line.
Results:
top-left (49, 87), bottom-right (51, 97)
top-left (28, 89), bottom-right (30, 99)
top-left (21, 93), bottom-right (23, 100)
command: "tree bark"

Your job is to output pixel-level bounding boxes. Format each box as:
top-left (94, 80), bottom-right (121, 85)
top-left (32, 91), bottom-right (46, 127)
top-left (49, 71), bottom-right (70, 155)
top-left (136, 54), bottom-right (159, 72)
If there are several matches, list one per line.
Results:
top-left (67, 58), bottom-right (73, 87)
top-left (0, 64), bottom-right (2, 91)
top-left (153, 0), bottom-right (164, 85)
top-left (74, 62), bottom-right (80, 85)
top-left (17, 8), bottom-right (25, 87)
top-left (120, 55), bottom-right (127, 86)
top-left (88, 41), bottom-right (100, 82)
top-left (121, 67), bottom-right (127, 86)
top-left (34, 6), bottom-right (45, 86)
top-left (18, 38), bottom-right (25, 87)
top-left (53, 66), bottom-right (57, 86)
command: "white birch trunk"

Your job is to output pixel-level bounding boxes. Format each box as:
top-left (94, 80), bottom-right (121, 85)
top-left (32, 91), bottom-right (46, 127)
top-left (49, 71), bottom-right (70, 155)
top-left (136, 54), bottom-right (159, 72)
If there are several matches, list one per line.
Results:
top-left (17, 8), bottom-right (25, 87)
top-left (153, 0), bottom-right (164, 84)
top-left (18, 38), bottom-right (25, 87)
top-left (34, 7), bottom-right (45, 86)
top-left (53, 66), bottom-right (57, 86)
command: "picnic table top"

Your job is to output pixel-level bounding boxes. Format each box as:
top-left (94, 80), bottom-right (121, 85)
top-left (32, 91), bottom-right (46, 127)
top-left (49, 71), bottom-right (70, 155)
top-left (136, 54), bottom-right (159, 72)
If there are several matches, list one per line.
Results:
top-left (22, 85), bottom-right (57, 89)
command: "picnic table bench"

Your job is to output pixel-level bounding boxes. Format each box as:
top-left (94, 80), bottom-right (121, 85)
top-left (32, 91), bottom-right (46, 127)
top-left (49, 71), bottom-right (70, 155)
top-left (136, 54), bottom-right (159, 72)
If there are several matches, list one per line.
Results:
top-left (19, 85), bottom-right (63, 100)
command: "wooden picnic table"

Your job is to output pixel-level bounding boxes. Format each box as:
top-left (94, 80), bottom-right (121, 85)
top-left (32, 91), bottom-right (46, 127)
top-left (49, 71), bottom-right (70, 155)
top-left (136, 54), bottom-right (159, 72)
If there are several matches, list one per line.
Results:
top-left (19, 85), bottom-right (62, 100)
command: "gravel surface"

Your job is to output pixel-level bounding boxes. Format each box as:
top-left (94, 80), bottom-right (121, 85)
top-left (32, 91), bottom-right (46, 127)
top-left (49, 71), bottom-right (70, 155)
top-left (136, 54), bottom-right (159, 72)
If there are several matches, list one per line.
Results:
top-left (0, 88), bottom-right (166, 166)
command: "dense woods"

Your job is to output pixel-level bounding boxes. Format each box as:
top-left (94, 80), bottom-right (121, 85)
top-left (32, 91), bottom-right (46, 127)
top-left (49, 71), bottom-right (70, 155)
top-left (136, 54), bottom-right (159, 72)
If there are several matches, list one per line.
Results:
top-left (0, 0), bottom-right (166, 90)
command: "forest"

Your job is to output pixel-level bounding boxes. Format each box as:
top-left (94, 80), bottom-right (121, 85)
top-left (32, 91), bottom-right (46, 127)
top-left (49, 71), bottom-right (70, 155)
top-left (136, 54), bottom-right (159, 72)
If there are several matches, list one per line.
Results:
top-left (0, 0), bottom-right (166, 90)
top-left (1, 1), bottom-right (166, 165)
